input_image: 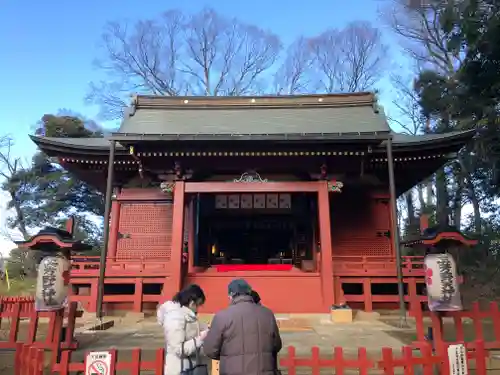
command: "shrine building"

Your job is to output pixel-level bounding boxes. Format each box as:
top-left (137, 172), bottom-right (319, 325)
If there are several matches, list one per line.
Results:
top-left (30, 92), bottom-right (475, 314)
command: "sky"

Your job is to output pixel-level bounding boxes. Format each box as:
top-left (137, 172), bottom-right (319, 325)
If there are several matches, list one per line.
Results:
top-left (0, 0), bottom-right (405, 256)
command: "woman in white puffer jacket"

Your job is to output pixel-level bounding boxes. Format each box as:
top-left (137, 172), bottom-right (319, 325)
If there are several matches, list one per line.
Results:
top-left (157, 284), bottom-right (209, 375)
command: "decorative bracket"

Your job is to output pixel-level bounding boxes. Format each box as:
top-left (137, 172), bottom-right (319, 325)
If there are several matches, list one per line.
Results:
top-left (328, 180), bottom-right (344, 193)
top-left (234, 170), bottom-right (268, 183)
top-left (118, 232), bottom-right (131, 239)
top-left (160, 182), bottom-right (175, 194)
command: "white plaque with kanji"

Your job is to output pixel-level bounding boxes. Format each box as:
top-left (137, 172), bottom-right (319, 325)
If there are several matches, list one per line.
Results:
top-left (447, 344), bottom-right (468, 375)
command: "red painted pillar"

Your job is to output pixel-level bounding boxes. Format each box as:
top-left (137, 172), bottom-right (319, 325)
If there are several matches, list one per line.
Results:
top-left (89, 279), bottom-right (99, 312)
top-left (187, 198), bottom-right (195, 274)
top-left (170, 182), bottom-right (186, 296)
top-left (107, 197), bottom-right (121, 260)
top-left (133, 278), bottom-right (143, 312)
top-left (363, 278), bottom-right (373, 312)
top-left (317, 181), bottom-right (334, 310)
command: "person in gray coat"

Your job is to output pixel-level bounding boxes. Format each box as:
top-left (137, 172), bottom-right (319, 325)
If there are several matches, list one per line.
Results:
top-left (203, 279), bottom-right (282, 375)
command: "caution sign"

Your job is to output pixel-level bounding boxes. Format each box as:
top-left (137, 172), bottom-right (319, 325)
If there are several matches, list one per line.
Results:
top-left (85, 351), bottom-right (113, 375)
top-left (447, 344), bottom-right (468, 375)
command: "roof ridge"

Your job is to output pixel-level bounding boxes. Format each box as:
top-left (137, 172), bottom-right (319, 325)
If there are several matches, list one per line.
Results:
top-left (127, 92), bottom-right (376, 115)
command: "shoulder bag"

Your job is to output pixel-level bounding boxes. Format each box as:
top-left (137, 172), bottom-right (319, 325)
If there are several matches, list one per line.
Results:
top-left (180, 321), bottom-right (208, 375)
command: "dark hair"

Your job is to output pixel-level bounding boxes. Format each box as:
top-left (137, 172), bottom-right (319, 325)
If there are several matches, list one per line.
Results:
top-left (250, 290), bottom-right (261, 304)
top-left (172, 284), bottom-right (206, 307)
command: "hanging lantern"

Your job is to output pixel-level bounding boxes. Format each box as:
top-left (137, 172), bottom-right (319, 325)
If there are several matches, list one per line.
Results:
top-left (35, 255), bottom-right (71, 311)
top-left (424, 253), bottom-right (462, 311)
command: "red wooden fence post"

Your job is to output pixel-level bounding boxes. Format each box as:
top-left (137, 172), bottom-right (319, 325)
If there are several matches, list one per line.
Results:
top-left (58, 349), bottom-right (71, 375)
top-left (490, 302), bottom-right (500, 343)
top-left (380, 347), bottom-right (396, 375)
top-left (49, 309), bottom-right (64, 368)
top-left (411, 295), bottom-right (426, 342)
top-left (130, 348), bottom-right (141, 375)
top-left (109, 349), bottom-right (117, 375)
top-left (471, 302), bottom-right (484, 342)
top-left (9, 302), bottom-right (21, 344)
top-left (419, 344), bottom-right (436, 375)
top-left (14, 343), bottom-right (23, 375)
top-left (354, 347), bottom-right (373, 375)
top-left (154, 348), bottom-right (165, 375)
top-left (61, 302), bottom-right (78, 350)
top-left (309, 347), bottom-right (321, 375)
top-left (474, 340), bottom-right (487, 375)
top-left (279, 346), bottom-right (297, 375)
top-left (26, 310), bottom-right (39, 345)
top-left (35, 347), bottom-right (44, 375)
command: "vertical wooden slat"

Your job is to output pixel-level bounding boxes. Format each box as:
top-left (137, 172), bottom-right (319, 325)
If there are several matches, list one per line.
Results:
top-left (317, 181), bottom-right (334, 308)
top-left (170, 181), bottom-right (186, 295)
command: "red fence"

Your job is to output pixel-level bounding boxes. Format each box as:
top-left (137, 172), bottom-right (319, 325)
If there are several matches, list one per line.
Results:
top-left (0, 296), bottom-right (37, 315)
top-left (411, 298), bottom-right (500, 354)
top-left (0, 297), bottom-right (81, 356)
top-left (16, 340), bottom-right (489, 375)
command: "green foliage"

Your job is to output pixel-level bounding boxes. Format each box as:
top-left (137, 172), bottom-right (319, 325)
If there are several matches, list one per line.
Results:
top-left (0, 276), bottom-right (36, 296)
top-left (6, 248), bottom-right (42, 277)
top-left (1, 114), bottom-right (105, 248)
top-left (413, 0), bottom-right (500, 211)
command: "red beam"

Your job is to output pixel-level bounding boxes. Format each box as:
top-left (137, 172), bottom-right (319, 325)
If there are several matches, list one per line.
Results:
top-left (184, 181), bottom-right (321, 193)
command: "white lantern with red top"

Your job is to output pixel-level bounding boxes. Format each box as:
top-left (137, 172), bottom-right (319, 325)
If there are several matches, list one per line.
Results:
top-left (424, 253), bottom-right (462, 311)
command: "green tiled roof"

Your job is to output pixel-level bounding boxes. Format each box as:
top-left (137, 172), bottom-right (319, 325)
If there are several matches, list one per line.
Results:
top-left (118, 105), bottom-right (390, 135)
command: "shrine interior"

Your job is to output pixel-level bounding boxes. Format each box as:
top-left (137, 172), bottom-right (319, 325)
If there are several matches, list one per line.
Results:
top-left (194, 192), bottom-right (317, 268)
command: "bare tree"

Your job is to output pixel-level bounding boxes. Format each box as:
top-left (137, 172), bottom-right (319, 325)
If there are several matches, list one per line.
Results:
top-left (273, 37), bottom-right (312, 95)
top-left (87, 8), bottom-right (282, 119)
top-left (387, 68), bottom-right (429, 236)
top-left (381, 0), bottom-right (463, 74)
top-left (387, 71), bottom-right (426, 135)
top-left (382, 0), bottom-right (476, 229)
top-left (308, 21), bottom-right (388, 93)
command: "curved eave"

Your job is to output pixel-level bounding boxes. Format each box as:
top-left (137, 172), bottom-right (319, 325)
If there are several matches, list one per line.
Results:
top-left (29, 135), bottom-right (127, 156)
top-left (15, 235), bottom-right (94, 251)
top-left (31, 129), bottom-right (476, 157)
top-left (384, 130), bottom-right (476, 152)
top-left (402, 232), bottom-right (479, 247)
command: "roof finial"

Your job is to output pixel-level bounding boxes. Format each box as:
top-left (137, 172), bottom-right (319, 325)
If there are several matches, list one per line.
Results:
top-left (372, 90), bottom-right (380, 114)
top-left (128, 93), bottom-right (138, 117)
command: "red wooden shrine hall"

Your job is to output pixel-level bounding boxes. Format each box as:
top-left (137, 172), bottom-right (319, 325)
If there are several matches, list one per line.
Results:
top-left (30, 92), bottom-right (475, 314)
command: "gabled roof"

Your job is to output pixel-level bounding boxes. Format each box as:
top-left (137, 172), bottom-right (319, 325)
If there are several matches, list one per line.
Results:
top-left (116, 92), bottom-right (390, 136)
top-left (28, 92), bottom-right (476, 153)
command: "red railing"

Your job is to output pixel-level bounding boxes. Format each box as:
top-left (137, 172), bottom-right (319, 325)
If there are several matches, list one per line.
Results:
top-left (333, 255), bottom-right (424, 276)
top-left (336, 274), bottom-right (427, 311)
top-left (16, 340), bottom-right (489, 375)
top-left (71, 256), bottom-right (172, 277)
top-left (71, 255), bottom-right (425, 277)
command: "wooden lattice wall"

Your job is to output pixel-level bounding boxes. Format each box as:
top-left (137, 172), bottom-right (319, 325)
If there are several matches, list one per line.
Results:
top-left (116, 203), bottom-right (173, 260)
top-left (330, 190), bottom-right (392, 256)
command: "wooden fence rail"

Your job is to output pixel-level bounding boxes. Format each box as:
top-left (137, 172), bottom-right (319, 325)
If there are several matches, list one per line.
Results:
top-left (0, 299), bottom-right (81, 358)
top-left (16, 340), bottom-right (489, 375)
top-left (0, 297), bottom-right (37, 314)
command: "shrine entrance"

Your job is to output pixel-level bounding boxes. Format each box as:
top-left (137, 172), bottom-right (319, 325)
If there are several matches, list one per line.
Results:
top-left (182, 180), bottom-right (334, 313)
top-left (195, 192), bottom-right (316, 268)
